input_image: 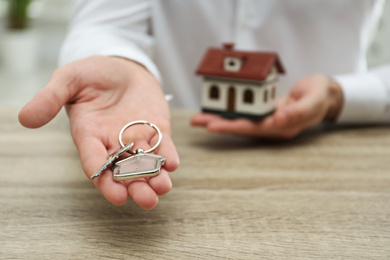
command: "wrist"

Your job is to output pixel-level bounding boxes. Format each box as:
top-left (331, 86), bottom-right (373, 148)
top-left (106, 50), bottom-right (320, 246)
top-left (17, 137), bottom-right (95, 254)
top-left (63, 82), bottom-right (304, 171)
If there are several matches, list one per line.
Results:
top-left (325, 78), bottom-right (344, 121)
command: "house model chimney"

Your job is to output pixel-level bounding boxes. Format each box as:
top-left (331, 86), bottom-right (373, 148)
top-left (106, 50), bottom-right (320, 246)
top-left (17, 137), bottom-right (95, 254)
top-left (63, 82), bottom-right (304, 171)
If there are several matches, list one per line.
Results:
top-left (223, 43), bottom-right (235, 50)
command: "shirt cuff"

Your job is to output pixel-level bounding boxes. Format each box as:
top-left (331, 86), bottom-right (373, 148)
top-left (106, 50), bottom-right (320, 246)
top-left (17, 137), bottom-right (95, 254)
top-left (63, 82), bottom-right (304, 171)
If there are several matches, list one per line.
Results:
top-left (95, 46), bottom-right (161, 82)
top-left (333, 73), bottom-right (388, 124)
top-left (59, 27), bottom-right (161, 82)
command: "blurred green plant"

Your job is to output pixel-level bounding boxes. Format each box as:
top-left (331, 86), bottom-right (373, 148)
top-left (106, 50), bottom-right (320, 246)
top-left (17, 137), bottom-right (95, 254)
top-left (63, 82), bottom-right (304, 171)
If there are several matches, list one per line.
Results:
top-left (7, 0), bottom-right (32, 30)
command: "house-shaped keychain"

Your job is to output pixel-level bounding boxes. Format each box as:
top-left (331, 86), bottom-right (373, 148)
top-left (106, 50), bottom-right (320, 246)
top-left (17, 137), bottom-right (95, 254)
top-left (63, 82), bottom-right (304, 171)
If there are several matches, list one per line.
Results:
top-left (196, 43), bottom-right (285, 120)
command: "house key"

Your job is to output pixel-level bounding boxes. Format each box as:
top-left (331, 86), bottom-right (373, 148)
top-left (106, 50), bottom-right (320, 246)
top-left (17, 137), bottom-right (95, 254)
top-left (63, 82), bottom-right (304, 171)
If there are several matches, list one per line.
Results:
top-left (91, 120), bottom-right (166, 181)
top-left (91, 142), bottom-right (134, 180)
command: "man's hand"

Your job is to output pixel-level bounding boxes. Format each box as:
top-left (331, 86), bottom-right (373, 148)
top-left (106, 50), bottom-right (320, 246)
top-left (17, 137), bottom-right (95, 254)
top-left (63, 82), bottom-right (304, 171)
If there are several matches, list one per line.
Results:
top-left (19, 55), bottom-right (180, 209)
top-left (191, 74), bottom-right (343, 139)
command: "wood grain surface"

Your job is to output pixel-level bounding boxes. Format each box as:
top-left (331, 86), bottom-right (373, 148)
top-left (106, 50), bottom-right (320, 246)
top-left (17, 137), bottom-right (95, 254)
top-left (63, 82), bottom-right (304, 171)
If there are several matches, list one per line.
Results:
top-left (0, 107), bottom-right (389, 259)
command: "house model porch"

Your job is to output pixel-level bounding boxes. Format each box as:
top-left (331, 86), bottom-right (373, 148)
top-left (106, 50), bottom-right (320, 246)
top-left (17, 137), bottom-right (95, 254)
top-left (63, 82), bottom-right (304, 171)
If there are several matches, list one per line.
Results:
top-left (196, 43), bottom-right (285, 120)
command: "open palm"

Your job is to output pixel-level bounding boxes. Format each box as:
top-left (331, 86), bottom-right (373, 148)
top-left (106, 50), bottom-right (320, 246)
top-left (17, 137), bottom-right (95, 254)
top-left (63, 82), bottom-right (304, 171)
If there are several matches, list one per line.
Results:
top-left (19, 56), bottom-right (180, 209)
top-left (191, 74), bottom-right (343, 139)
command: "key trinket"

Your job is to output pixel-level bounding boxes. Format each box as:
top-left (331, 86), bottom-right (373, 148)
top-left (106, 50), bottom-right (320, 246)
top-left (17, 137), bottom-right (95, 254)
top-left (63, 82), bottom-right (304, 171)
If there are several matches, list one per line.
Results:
top-left (113, 148), bottom-right (165, 181)
top-left (91, 121), bottom-right (166, 181)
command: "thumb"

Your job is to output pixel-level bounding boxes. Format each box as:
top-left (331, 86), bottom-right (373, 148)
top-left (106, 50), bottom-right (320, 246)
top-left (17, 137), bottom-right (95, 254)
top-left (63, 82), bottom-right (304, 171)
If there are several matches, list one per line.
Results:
top-left (280, 85), bottom-right (326, 126)
top-left (18, 71), bottom-right (73, 129)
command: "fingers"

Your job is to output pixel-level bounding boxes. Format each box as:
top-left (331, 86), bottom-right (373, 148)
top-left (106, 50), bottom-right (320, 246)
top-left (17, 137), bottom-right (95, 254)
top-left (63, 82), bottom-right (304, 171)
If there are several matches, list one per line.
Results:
top-left (18, 70), bottom-right (73, 129)
top-left (115, 128), bottom-right (177, 209)
top-left (152, 134), bottom-right (180, 172)
top-left (126, 170), bottom-right (172, 210)
top-left (123, 170), bottom-right (171, 210)
top-left (77, 136), bottom-right (128, 206)
top-left (190, 111), bottom-right (300, 138)
top-left (191, 112), bottom-right (270, 136)
top-left (128, 130), bottom-right (176, 209)
top-left (191, 113), bottom-right (222, 126)
top-left (127, 180), bottom-right (159, 210)
top-left (191, 112), bottom-right (256, 134)
top-left (78, 134), bottom-right (172, 209)
top-left (282, 74), bottom-right (329, 127)
top-left (207, 118), bottom-right (257, 134)
top-left (276, 89), bottom-right (326, 129)
top-left (148, 170), bottom-right (172, 195)
top-left (133, 131), bottom-right (176, 196)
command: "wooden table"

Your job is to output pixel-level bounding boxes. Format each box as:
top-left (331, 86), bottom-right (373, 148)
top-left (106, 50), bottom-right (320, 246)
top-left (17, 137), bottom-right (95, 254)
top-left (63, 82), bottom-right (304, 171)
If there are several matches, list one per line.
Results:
top-left (1, 107), bottom-right (389, 259)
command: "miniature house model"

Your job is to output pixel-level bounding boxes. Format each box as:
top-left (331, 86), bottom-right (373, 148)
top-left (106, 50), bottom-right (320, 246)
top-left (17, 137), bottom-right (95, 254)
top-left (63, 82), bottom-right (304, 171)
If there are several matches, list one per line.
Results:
top-left (196, 43), bottom-right (285, 120)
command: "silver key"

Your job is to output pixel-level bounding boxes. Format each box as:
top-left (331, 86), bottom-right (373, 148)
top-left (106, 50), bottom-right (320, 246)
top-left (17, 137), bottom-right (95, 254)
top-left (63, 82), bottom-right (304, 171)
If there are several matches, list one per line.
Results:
top-left (91, 142), bottom-right (134, 180)
top-left (112, 148), bottom-right (166, 181)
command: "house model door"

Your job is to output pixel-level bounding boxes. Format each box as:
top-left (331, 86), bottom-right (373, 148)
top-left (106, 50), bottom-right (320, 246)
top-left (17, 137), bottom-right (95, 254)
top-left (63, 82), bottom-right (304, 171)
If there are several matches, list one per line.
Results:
top-left (227, 87), bottom-right (235, 112)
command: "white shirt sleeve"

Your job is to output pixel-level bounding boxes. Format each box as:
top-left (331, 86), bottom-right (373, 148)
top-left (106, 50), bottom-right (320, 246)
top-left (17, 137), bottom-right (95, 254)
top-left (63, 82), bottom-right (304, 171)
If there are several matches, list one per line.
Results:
top-left (334, 65), bottom-right (390, 124)
top-left (59, 0), bottom-right (161, 81)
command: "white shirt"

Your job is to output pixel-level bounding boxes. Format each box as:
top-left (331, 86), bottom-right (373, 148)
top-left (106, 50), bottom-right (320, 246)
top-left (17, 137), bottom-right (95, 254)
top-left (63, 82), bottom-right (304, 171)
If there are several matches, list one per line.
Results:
top-left (60, 0), bottom-right (390, 124)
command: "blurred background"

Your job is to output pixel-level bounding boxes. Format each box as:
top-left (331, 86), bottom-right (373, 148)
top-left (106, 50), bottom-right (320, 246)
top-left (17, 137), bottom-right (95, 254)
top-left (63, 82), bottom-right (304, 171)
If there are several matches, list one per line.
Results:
top-left (0, 0), bottom-right (71, 106)
top-left (0, 0), bottom-right (389, 106)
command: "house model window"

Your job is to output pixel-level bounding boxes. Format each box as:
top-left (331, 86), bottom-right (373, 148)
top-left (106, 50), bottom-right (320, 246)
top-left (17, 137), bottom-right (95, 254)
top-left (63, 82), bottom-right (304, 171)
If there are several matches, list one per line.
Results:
top-left (263, 89), bottom-right (268, 103)
top-left (271, 86), bottom-right (276, 99)
top-left (224, 57), bottom-right (242, 72)
top-left (243, 89), bottom-right (254, 104)
top-left (209, 85), bottom-right (220, 99)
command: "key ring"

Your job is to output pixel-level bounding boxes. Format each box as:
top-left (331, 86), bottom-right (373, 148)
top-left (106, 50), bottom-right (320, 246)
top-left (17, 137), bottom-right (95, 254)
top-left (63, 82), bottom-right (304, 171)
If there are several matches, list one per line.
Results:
top-left (118, 120), bottom-right (162, 154)
top-left (91, 120), bottom-right (165, 180)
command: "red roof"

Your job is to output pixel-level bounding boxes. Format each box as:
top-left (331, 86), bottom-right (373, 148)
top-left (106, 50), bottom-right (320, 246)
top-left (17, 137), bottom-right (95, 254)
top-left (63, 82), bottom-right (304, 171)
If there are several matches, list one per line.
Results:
top-left (196, 43), bottom-right (285, 82)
